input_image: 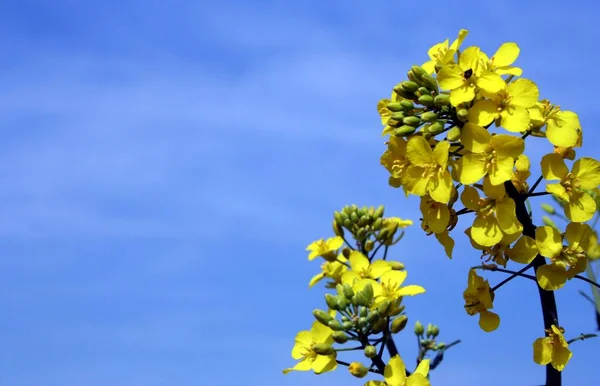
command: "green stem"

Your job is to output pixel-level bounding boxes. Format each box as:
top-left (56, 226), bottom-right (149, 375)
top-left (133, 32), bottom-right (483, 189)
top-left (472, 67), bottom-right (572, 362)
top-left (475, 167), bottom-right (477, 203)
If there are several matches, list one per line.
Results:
top-left (566, 333), bottom-right (597, 344)
top-left (505, 181), bottom-right (561, 386)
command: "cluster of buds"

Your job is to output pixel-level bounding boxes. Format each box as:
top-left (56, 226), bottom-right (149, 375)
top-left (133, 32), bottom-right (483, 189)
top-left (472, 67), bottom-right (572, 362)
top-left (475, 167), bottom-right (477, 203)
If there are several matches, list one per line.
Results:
top-left (333, 205), bottom-right (407, 247)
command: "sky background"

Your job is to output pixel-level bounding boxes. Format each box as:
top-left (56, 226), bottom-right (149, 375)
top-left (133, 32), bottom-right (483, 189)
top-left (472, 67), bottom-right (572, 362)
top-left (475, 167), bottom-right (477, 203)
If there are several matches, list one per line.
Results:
top-left (0, 0), bottom-right (598, 385)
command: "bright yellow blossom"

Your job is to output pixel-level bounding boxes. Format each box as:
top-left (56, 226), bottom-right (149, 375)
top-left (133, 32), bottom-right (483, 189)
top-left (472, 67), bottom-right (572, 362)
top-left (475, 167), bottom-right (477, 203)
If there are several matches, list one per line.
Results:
top-left (341, 251), bottom-right (392, 285)
top-left (283, 322), bottom-right (337, 374)
top-left (466, 227), bottom-right (520, 267)
top-left (458, 123), bottom-right (524, 186)
top-left (533, 325), bottom-right (572, 371)
top-left (437, 46), bottom-right (505, 106)
top-left (364, 355), bottom-right (430, 386)
top-left (419, 195), bottom-right (450, 233)
top-left (479, 42), bottom-right (523, 76)
top-left (528, 100), bottom-right (582, 148)
top-left (372, 270), bottom-right (426, 308)
top-left (463, 269), bottom-right (500, 332)
top-left (511, 154), bottom-right (531, 193)
top-left (422, 29), bottom-right (468, 74)
top-left (541, 153), bottom-right (600, 222)
top-left (381, 136), bottom-right (410, 189)
top-left (306, 236), bottom-right (344, 261)
top-left (461, 178), bottom-right (522, 247)
top-left (506, 235), bottom-right (538, 265)
top-left (404, 137), bottom-right (453, 203)
top-left (468, 78), bottom-right (539, 132)
top-left (309, 257), bottom-right (348, 288)
top-left (534, 223), bottom-right (591, 290)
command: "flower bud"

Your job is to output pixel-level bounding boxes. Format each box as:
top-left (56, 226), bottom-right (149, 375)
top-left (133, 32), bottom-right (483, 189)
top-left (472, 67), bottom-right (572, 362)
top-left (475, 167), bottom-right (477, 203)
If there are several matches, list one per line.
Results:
top-left (313, 309), bottom-right (333, 326)
top-left (389, 302), bottom-right (405, 317)
top-left (388, 260), bottom-right (405, 270)
top-left (359, 215), bottom-right (370, 227)
top-left (418, 95), bottom-right (434, 107)
top-left (342, 247), bottom-right (352, 259)
top-left (427, 120), bottom-right (445, 135)
top-left (371, 318), bottom-right (386, 334)
top-left (372, 218), bottom-right (383, 231)
top-left (350, 212), bottom-right (359, 223)
top-left (358, 316), bottom-right (368, 329)
top-left (401, 81), bottom-right (420, 93)
top-left (403, 116), bottom-right (422, 127)
top-left (411, 65), bottom-right (428, 79)
top-left (542, 216), bottom-right (558, 230)
top-left (364, 240), bottom-right (375, 252)
top-left (342, 283), bottom-right (355, 299)
top-left (414, 321), bottom-right (424, 336)
top-left (390, 111), bottom-right (406, 121)
top-left (348, 362), bottom-right (369, 378)
top-left (420, 111), bottom-right (438, 122)
top-left (406, 70), bottom-right (423, 85)
top-left (377, 300), bottom-right (391, 316)
top-left (457, 108), bottom-right (469, 122)
top-left (367, 310), bottom-right (381, 325)
top-left (328, 319), bottom-right (342, 331)
top-left (400, 100), bottom-right (415, 110)
top-left (325, 293), bottom-right (340, 310)
top-left (421, 73), bottom-right (439, 92)
top-left (359, 283), bottom-right (374, 305)
top-left (436, 342), bottom-right (446, 350)
top-left (541, 204), bottom-right (555, 215)
top-left (333, 219), bottom-right (344, 237)
top-left (332, 331), bottom-right (349, 343)
top-left (359, 307), bottom-right (368, 318)
top-left (342, 321), bottom-right (354, 330)
top-left (426, 323), bottom-right (434, 338)
top-left (446, 126), bottom-right (461, 141)
top-left (394, 125), bottom-right (417, 136)
top-left (431, 325), bottom-right (440, 338)
top-left (364, 345), bottom-right (377, 358)
top-left (391, 315), bottom-right (408, 333)
top-left (386, 101), bottom-right (403, 112)
top-left (434, 94), bottom-right (450, 107)
top-left (312, 343), bottom-right (334, 355)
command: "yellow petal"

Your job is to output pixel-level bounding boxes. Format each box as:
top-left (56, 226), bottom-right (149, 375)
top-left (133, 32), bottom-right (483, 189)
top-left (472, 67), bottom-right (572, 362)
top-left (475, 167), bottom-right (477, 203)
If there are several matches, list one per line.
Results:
top-left (500, 106), bottom-right (530, 133)
top-left (429, 170), bottom-right (453, 204)
top-left (450, 85), bottom-right (475, 106)
top-left (573, 157), bottom-right (600, 190)
top-left (380, 270), bottom-right (407, 287)
top-left (535, 226), bottom-right (563, 258)
top-left (541, 153), bottom-right (568, 181)
top-left (493, 42), bottom-right (519, 67)
top-left (546, 111), bottom-right (580, 148)
top-left (396, 285), bottom-right (426, 297)
top-left (546, 183), bottom-right (569, 202)
top-left (460, 185), bottom-right (481, 211)
top-left (495, 198), bottom-right (522, 235)
top-left (507, 78), bottom-right (539, 107)
top-left (437, 64), bottom-right (465, 90)
top-left (384, 355), bottom-right (407, 386)
top-left (435, 231), bottom-right (454, 258)
top-left (472, 214), bottom-right (503, 247)
top-left (508, 236), bottom-right (538, 264)
top-left (413, 358), bottom-right (430, 377)
top-left (449, 29), bottom-right (469, 52)
top-left (468, 100), bottom-right (497, 126)
top-left (565, 222), bottom-right (591, 250)
top-left (551, 343), bottom-right (572, 371)
top-left (312, 354), bottom-right (337, 374)
top-left (482, 176), bottom-right (506, 200)
top-left (533, 337), bottom-right (553, 366)
top-left (432, 140), bottom-right (450, 167)
top-left (370, 260), bottom-right (392, 278)
top-left (565, 191), bottom-right (596, 223)
top-left (407, 136), bottom-right (434, 166)
top-left (309, 272), bottom-right (326, 287)
top-left (479, 310), bottom-right (500, 332)
top-left (349, 251), bottom-right (370, 271)
top-left (490, 134), bottom-right (524, 158)
top-left (461, 123), bottom-right (491, 153)
top-left (407, 373), bottom-right (430, 386)
top-left (489, 155), bottom-right (516, 186)
top-left (536, 263), bottom-right (567, 290)
top-left (403, 166), bottom-right (430, 196)
top-left (476, 71), bottom-right (506, 94)
top-left (459, 154), bottom-right (487, 184)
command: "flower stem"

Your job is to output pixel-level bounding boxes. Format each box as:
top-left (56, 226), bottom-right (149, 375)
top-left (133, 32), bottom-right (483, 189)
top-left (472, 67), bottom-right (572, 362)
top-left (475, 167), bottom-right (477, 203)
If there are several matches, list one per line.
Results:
top-left (505, 181), bottom-right (561, 386)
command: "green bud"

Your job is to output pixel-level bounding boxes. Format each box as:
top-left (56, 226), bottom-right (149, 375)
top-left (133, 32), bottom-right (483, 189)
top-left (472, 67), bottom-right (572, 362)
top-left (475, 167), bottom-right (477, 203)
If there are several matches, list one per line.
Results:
top-left (333, 219), bottom-right (344, 237)
top-left (434, 94), bottom-right (450, 107)
top-left (411, 65), bottom-right (428, 79)
top-left (332, 331), bottom-right (349, 343)
top-left (374, 205), bottom-right (385, 219)
top-left (401, 81), bottom-right (420, 93)
top-left (342, 283), bottom-right (354, 300)
top-left (388, 303), bottom-right (405, 317)
top-left (359, 307), bottom-right (368, 318)
top-left (343, 219), bottom-right (352, 228)
top-left (394, 87), bottom-right (415, 99)
top-left (542, 216), bottom-right (558, 229)
top-left (364, 240), bottom-right (375, 252)
top-left (447, 126), bottom-right (461, 142)
top-left (420, 339), bottom-right (431, 348)
top-left (378, 228), bottom-right (390, 242)
top-left (406, 70), bottom-right (423, 85)
top-left (457, 108), bottom-right (469, 122)
top-left (386, 101), bottom-right (404, 112)
top-left (394, 125), bottom-right (417, 136)
top-left (351, 295), bottom-right (359, 307)
top-left (541, 204), bottom-right (556, 215)
top-left (426, 323), bottom-right (434, 338)
top-left (400, 100), bottom-right (415, 110)
top-left (436, 342), bottom-right (446, 350)
top-left (388, 261), bottom-right (405, 270)
top-left (403, 116), bottom-right (422, 127)
top-left (342, 321), bottom-right (354, 330)
top-left (336, 283), bottom-right (345, 297)
top-left (390, 111), bottom-right (405, 121)
top-left (333, 211), bottom-right (343, 224)
top-left (348, 362), bottom-right (369, 378)
top-left (417, 87), bottom-right (430, 96)
top-left (414, 321), bottom-right (424, 336)
top-left (350, 212), bottom-right (359, 223)
top-left (356, 228), bottom-right (367, 241)
top-left (420, 111), bottom-right (438, 122)
top-left (372, 218), bottom-right (383, 230)
top-left (325, 293), bottom-right (339, 310)
top-left (313, 309), bottom-right (333, 326)
top-left (431, 325), bottom-right (440, 338)
top-left (355, 291), bottom-right (370, 307)
top-left (418, 95), bottom-right (434, 107)
top-left (358, 317), bottom-right (368, 329)
top-left (312, 343), bottom-right (334, 355)
top-left (377, 300), bottom-right (391, 316)
top-left (341, 315), bottom-right (350, 323)
top-left (364, 345), bottom-right (377, 358)
top-left (359, 215), bottom-right (370, 227)
top-left (391, 315), bottom-right (408, 334)
top-left (359, 283), bottom-right (374, 304)
top-left (427, 121), bottom-right (445, 135)
top-left (421, 73), bottom-right (438, 92)
top-left (328, 319), bottom-right (343, 331)
top-left (372, 318), bottom-right (386, 334)
top-left (367, 310), bottom-right (381, 324)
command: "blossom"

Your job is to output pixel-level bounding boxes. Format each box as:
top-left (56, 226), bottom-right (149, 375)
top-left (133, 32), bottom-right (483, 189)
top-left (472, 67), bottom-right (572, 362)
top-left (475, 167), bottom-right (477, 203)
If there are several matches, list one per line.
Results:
top-left (364, 355), bottom-right (430, 386)
top-left (533, 325), bottom-right (572, 371)
top-left (404, 137), bottom-right (453, 203)
top-left (422, 29), bottom-right (468, 74)
top-left (463, 269), bottom-right (500, 332)
top-left (341, 251), bottom-right (392, 285)
top-left (283, 322), bottom-right (337, 374)
top-left (306, 236), bottom-right (344, 261)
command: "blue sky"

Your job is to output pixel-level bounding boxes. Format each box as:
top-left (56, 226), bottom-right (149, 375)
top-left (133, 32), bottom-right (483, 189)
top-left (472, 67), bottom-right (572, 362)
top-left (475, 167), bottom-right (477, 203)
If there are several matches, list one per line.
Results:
top-left (0, 0), bottom-right (599, 385)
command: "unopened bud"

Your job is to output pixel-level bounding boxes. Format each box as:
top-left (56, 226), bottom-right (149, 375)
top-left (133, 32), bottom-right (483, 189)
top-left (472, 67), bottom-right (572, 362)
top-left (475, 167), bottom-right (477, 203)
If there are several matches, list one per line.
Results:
top-left (325, 293), bottom-right (340, 310)
top-left (431, 325), bottom-right (440, 338)
top-left (332, 331), bottom-right (349, 343)
top-left (542, 216), bottom-right (558, 229)
top-left (418, 95), bottom-right (434, 107)
top-left (420, 111), bottom-right (438, 122)
top-left (377, 300), bottom-right (391, 316)
top-left (386, 101), bottom-right (403, 112)
top-left (359, 283), bottom-right (374, 304)
top-left (364, 240), bottom-right (375, 252)
top-left (342, 321), bottom-right (353, 330)
top-left (388, 260), bottom-right (405, 270)
top-left (434, 94), bottom-right (450, 107)
top-left (457, 108), bottom-right (469, 122)
top-left (313, 309), bottom-right (333, 326)
top-left (389, 302), bottom-right (405, 317)
top-left (427, 120), bottom-right (445, 135)
top-left (342, 247), bottom-right (351, 259)
top-left (417, 86), bottom-right (430, 96)
top-left (394, 125), bottom-right (417, 136)
top-left (426, 323), bottom-right (434, 337)
top-left (401, 81), bottom-right (420, 93)
top-left (406, 70), bottom-right (422, 85)
top-left (367, 310), bottom-right (381, 324)
top-left (342, 283), bottom-right (355, 299)
top-left (371, 318), bottom-right (386, 334)
top-left (447, 126), bottom-right (461, 142)
top-left (421, 73), bottom-right (439, 92)
top-left (328, 319), bottom-right (342, 331)
top-left (403, 116), bottom-right (422, 127)
top-left (541, 204), bottom-right (555, 215)
top-left (400, 100), bottom-right (415, 110)
top-left (358, 316), bottom-right (368, 329)
top-left (436, 342), bottom-right (446, 350)
top-left (414, 321), bottom-right (425, 336)
top-left (348, 362), bottom-right (369, 378)
top-left (312, 343), bottom-right (334, 355)
top-left (391, 315), bottom-right (408, 333)
top-left (390, 111), bottom-right (406, 121)
top-left (411, 65), bottom-right (428, 79)
top-left (359, 307), bottom-right (368, 318)
top-left (350, 212), bottom-right (359, 223)
top-left (333, 219), bottom-right (344, 237)
top-left (364, 345), bottom-right (377, 358)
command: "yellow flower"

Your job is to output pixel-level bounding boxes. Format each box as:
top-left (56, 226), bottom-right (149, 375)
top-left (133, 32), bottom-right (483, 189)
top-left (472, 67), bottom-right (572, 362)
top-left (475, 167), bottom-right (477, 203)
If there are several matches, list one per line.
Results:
top-left (435, 230), bottom-right (455, 258)
top-left (466, 227), bottom-right (521, 267)
top-left (422, 29), bottom-right (468, 74)
top-left (283, 322), bottom-right (337, 374)
top-left (479, 42), bottom-right (523, 76)
top-left (468, 78), bottom-right (539, 132)
top-left (309, 257), bottom-right (348, 288)
top-left (461, 178), bottom-right (522, 247)
top-left (528, 100), bottom-right (582, 148)
top-left (419, 195), bottom-right (450, 234)
top-left (364, 355), bottom-right (430, 386)
top-left (541, 153), bottom-right (600, 222)
top-left (306, 236), bottom-right (344, 261)
top-left (437, 46), bottom-right (505, 106)
top-left (463, 269), bottom-right (500, 332)
top-left (533, 325), bottom-right (572, 371)
top-left (372, 270), bottom-right (426, 308)
top-left (381, 137), bottom-right (410, 189)
top-left (506, 235), bottom-right (539, 265)
top-left (534, 223), bottom-right (591, 290)
top-left (404, 137), bottom-right (453, 203)
top-left (511, 154), bottom-right (531, 193)
top-left (341, 251), bottom-right (392, 285)
top-left (457, 123), bottom-right (524, 186)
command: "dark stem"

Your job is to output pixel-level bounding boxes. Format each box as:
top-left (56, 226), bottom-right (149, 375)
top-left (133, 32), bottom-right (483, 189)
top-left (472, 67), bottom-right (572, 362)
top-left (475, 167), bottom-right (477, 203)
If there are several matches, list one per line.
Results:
top-left (505, 181), bottom-right (561, 386)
